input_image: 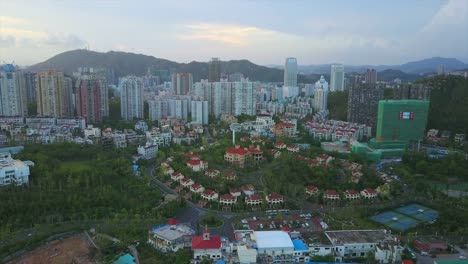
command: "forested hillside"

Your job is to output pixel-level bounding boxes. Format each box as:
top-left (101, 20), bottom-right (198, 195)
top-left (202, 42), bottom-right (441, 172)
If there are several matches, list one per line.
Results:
top-left (420, 75), bottom-right (468, 134)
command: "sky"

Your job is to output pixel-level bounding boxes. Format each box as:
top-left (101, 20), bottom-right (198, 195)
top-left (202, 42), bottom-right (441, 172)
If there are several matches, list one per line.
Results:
top-left (1, 0), bottom-right (467, 66)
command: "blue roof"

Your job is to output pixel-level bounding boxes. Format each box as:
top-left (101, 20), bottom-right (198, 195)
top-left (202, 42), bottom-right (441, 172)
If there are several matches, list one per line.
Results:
top-left (216, 261), bottom-right (226, 264)
top-left (113, 254), bottom-right (135, 264)
top-left (292, 239), bottom-right (308, 251)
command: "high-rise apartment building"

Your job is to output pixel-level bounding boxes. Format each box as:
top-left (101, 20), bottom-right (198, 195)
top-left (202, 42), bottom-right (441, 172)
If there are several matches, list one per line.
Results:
top-left (284, 57), bottom-right (298, 87)
top-left (283, 57), bottom-right (298, 98)
top-left (376, 100), bottom-right (429, 142)
top-left (148, 98), bottom-right (169, 121)
top-left (36, 70), bottom-right (72, 118)
top-left (24, 72), bottom-right (37, 103)
top-left (191, 100), bottom-right (209, 124)
top-left (76, 74), bottom-right (109, 123)
top-left (437, 64), bottom-right (445, 75)
top-left (120, 76), bottom-right (144, 120)
top-left (171, 73), bottom-right (193, 95)
top-left (330, 64), bottom-right (345, 91)
top-left (208, 58), bottom-right (221, 82)
top-left (232, 79), bottom-right (255, 116)
top-left (63, 77), bottom-right (74, 116)
top-left (393, 84), bottom-right (431, 101)
top-left (347, 82), bottom-right (383, 132)
top-left (364, 69), bottom-right (377, 84)
top-left (313, 76), bottom-right (329, 112)
top-left (0, 65), bottom-right (27, 116)
top-left (193, 79), bottom-right (255, 118)
top-left (168, 98), bottom-right (189, 120)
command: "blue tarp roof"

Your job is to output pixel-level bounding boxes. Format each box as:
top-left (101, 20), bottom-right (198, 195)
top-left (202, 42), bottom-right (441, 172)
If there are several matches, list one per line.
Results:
top-left (216, 261), bottom-right (226, 264)
top-left (292, 239), bottom-right (308, 251)
top-left (113, 254), bottom-right (135, 264)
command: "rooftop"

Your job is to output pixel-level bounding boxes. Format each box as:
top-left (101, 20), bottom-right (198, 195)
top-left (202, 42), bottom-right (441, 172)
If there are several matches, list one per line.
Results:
top-left (254, 231), bottom-right (294, 250)
top-left (325, 230), bottom-right (393, 245)
top-left (192, 235), bottom-right (222, 250)
top-left (292, 239), bottom-right (308, 251)
top-left (150, 224), bottom-right (195, 241)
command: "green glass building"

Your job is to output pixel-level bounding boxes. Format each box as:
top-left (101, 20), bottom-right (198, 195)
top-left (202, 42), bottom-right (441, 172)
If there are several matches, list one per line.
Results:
top-left (376, 100), bottom-right (430, 142)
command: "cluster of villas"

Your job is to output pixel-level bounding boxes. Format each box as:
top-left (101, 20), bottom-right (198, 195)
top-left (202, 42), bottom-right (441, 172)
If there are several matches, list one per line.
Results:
top-left (304, 119), bottom-right (372, 142)
top-left (161, 155), bottom-right (285, 208)
top-left (0, 116), bottom-right (87, 145)
top-left (305, 185), bottom-right (379, 201)
top-left (148, 219), bottom-right (404, 264)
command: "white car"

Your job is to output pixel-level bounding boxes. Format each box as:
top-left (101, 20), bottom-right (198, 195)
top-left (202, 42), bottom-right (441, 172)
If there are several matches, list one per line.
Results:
top-left (459, 255), bottom-right (466, 260)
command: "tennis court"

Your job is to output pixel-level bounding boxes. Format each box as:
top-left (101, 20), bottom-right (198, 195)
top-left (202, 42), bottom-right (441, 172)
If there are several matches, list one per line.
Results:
top-left (370, 211), bottom-right (420, 231)
top-left (370, 204), bottom-right (439, 231)
top-left (396, 204), bottom-right (439, 222)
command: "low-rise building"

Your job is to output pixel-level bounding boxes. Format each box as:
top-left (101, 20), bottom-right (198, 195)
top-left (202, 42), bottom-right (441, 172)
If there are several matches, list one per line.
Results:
top-left (192, 230), bottom-right (223, 261)
top-left (273, 122), bottom-right (297, 138)
top-left (229, 189), bottom-right (242, 198)
top-left (455, 133), bottom-right (466, 143)
top-left (224, 145), bottom-right (250, 167)
top-left (287, 144), bottom-right (299, 152)
top-left (317, 153), bottom-right (334, 164)
top-left (0, 152), bottom-right (31, 186)
top-left (219, 194), bottom-right (237, 205)
top-left (171, 171), bottom-right (184, 182)
top-left (137, 143), bottom-right (158, 160)
top-left (180, 177), bottom-right (194, 188)
top-left (306, 185), bottom-right (319, 196)
top-left (324, 190), bottom-right (340, 200)
top-left (241, 184), bottom-right (255, 196)
top-left (148, 220), bottom-right (195, 252)
top-left (266, 193), bottom-right (284, 205)
top-left (186, 159), bottom-right (208, 172)
top-left (267, 149), bottom-right (281, 159)
top-left (201, 189), bottom-right (218, 201)
top-left (325, 229), bottom-right (403, 263)
top-left (361, 188), bottom-right (378, 199)
top-left (84, 125), bottom-right (101, 139)
top-left (344, 189), bottom-right (360, 200)
top-left (274, 142), bottom-right (287, 149)
top-left (223, 170), bottom-right (237, 181)
top-left (190, 183), bottom-right (205, 194)
top-left (205, 169), bottom-right (220, 178)
top-left (245, 194), bottom-right (263, 206)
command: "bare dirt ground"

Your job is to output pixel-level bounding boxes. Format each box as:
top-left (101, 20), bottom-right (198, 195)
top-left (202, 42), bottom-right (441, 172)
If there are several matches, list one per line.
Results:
top-left (8, 233), bottom-right (96, 264)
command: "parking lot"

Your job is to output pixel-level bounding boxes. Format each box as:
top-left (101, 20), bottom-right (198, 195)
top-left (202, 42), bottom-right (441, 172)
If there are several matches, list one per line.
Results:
top-left (239, 210), bottom-right (326, 233)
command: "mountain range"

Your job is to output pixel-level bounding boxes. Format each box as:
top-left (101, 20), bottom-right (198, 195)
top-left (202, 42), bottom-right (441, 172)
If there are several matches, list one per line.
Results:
top-left (270, 57), bottom-right (467, 75)
top-left (27, 49), bottom-right (467, 83)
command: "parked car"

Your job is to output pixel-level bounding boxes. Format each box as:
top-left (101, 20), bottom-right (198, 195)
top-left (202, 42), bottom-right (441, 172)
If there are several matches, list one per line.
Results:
top-left (459, 255), bottom-right (466, 260)
top-left (421, 251), bottom-right (429, 256)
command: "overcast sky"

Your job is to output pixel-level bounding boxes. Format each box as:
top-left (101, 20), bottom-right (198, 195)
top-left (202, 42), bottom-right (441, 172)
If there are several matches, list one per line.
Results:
top-left (1, 0), bottom-right (467, 66)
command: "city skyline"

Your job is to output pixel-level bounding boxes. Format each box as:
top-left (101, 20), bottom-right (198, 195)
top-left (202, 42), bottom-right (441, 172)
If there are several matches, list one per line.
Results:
top-left (1, 0), bottom-right (467, 66)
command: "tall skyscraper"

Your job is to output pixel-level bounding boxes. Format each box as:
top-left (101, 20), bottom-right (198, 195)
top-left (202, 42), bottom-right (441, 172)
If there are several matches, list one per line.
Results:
top-left (347, 82), bottom-right (383, 132)
top-left (376, 100), bottom-right (429, 142)
top-left (283, 57), bottom-right (298, 87)
top-left (0, 65), bottom-right (27, 116)
top-left (171, 73), bottom-right (193, 95)
top-left (120, 76), bottom-right (144, 120)
top-left (330, 64), bottom-right (345, 91)
top-left (24, 72), bottom-right (37, 103)
top-left (36, 70), bottom-right (72, 118)
top-left (208, 58), bottom-right (221, 82)
top-left (393, 84), bottom-right (431, 101)
top-left (313, 76), bottom-right (329, 112)
top-left (437, 64), bottom-right (445, 75)
top-left (191, 100), bottom-right (209, 125)
top-left (232, 79), bottom-right (255, 116)
top-left (76, 74), bottom-right (109, 124)
top-left (148, 98), bottom-right (169, 121)
top-left (364, 69), bottom-right (377, 84)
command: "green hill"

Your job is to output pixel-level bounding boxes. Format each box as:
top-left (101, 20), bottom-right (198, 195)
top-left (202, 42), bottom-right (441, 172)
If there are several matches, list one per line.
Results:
top-left (28, 49), bottom-right (316, 83)
top-left (420, 75), bottom-right (468, 134)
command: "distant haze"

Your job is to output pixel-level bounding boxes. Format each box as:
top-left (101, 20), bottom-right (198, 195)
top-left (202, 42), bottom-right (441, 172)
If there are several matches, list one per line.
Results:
top-left (1, 0), bottom-right (467, 66)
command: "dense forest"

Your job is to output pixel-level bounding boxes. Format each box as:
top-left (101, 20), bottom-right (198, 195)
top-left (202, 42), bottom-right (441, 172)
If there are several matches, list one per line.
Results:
top-left (0, 144), bottom-right (171, 257)
top-left (419, 75), bottom-right (468, 134)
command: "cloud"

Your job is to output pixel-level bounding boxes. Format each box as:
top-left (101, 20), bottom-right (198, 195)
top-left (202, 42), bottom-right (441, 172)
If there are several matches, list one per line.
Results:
top-left (0, 16), bottom-right (87, 49)
top-left (45, 34), bottom-right (87, 48)
top-left (178, 23), bottom-right (274, 45)
top-left (0, 35), bottom-right (16, 47)
top-left (423, 0), bottom-right (468, 32)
